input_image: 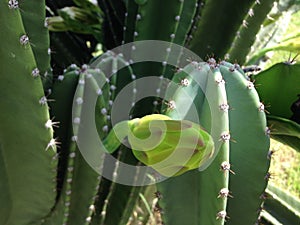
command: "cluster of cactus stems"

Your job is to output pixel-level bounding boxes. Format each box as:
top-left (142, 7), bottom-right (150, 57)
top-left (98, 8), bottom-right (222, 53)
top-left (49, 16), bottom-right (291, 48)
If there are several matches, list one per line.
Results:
top-left (1, 0), bottom-right (298, 225)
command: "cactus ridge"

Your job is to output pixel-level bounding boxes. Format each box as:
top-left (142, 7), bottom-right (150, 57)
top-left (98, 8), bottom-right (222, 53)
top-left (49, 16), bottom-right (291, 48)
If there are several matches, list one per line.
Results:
top-left (185, 0), bottom-right (204, 47)
top-left (190, 0), bottom-right (261, 58)
top-left (44, 65), bottom-right (113, 225)
top-left (246, 9), bottom-right (292, 64)
top-left (67, 68), bottom-right (108, 225)
top-left (123, 0), bottom-right (139, 44)
top-left (42, 70), bottom-right (86, 225)
top-left (195, 65), bottom-right (230, 225)
top-left (173, 0), bottom-right (202, 46)
top-left (90, 56), bottom-right (143, 225)
top-left (19, 0), bottom-right (51, 77)
top-left (157, 60), bottom-right (230, 225)
top-left (226, 0), bottom-right (275, 64)
top-left (219, 62), bottom-right (270, 225)
top-left (253, 62), bottom-right (300, 118)
top-left (0, 1), bottom-right (57, 224)
top-left (160, 0), bottom-right (200, 80)
top-left (156, 60), bottom-right (270, 225)
top-left (133, 0), bottom-right (183, 42)
top-left (99, 0), bottom-right (125, 49)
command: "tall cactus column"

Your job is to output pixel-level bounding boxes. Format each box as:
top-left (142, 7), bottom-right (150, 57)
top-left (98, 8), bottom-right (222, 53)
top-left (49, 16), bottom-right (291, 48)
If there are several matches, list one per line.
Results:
top-left (0, 1), bottom-right (57, 224)
top-left (156, 60), bottom-right (270, 225)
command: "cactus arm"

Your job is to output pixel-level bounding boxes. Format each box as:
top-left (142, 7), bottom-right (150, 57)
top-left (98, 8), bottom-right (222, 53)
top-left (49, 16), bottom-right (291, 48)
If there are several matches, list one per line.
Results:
top-left (67, 153), bottom-right (99, 225)
top-left (165, 61), bottom-right (229, 170)
top-left (49, 69), bottom-right (80, 158)
top-left (263, 183), bottom-right (300, 225)
top-left (196, 67), bottom-right (230, 225)
top-left (219, 62), bottom-right (270, 225)
top-left (226, 0), bottom-right (275, 64)
top-left (189, 0), bottom-right (256, 58)
top-left (42, 141), bottom-right (78, 225)
top-left (267, 115), bottom-right (300, 152)
top-left (48, 68), bottom-right (80, 209)
top-left (185, 0), bottom-right (204, 47)
top-left (128, 0), bottom-right (184, 84)
top-left (91, 55), bottom-right (144, 225)
top-left (89, 145), bottom-right (143, 225)
top-left (131, 0), bottom-right (188, 82)
top-left (0, 1), bottom-right (57, 223)
top-left (42, 71), bottom-right (85, 225)
top-left (123, 0), bottom-right (139, 43)
top-left (98, 0), bottom-right (124, 49)
top-left (45, 66), bottom-right (112, 225)
top-left (19, 0), bottom-right (51, 77)
top-left (246, 11), bottom-right (292, 65)
top-left (161, 0), bottom-right (198, 79)
top-left (163, 62), bottom-right (208, 120)
top-left (157, 60), bottom-right (270, 225)
top-left (159, 0), bottom-right (199, 46)
top-left (133, 0), bottom-right (183, 41)
top-left (157, 61), bottom-right (230, 224)
top-left (67, 69), bottom-right (110, 225)
top-left (100, 148), bottom-right (144, 225)
top-left (156, 171), bottom-right (202, 225)
top-left (253, 63), bottom-right (300, 119)
top-left (173, 0), bottom-right (201, 46)
top-left (0, 144), bottom-right (12, 224)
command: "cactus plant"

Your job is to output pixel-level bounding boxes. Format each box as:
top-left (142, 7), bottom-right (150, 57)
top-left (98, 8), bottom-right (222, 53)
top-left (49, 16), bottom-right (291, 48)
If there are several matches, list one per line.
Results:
top-left (1, 0), bottom-right (299, 225)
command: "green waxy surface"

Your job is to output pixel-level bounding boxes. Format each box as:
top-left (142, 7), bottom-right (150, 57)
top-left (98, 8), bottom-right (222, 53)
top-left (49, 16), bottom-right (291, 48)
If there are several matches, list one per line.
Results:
top-left (220, 63), bottom-right (270, 225)
top-left (134, 0), bottom-right (182, 41)
top-left (0, 144), bottom-right (12, 224)
top-left (267, 115), bottom-right (300, 152)
top-left (157, 61), bottom-right (270, 225)
top-left (196, 67), bottom-right (230, 225)
top-left (190, 0), bottom-right (255, 58)
top-left (264, 183), bottom-right (300, 225)
top-left (43, 71), bottom-right (84, 225)
top-left (0, 2), bottom-right (56, 224)
top-left (68, 69), bottom-right (110, 225)
top-left (157, 61), bottom-right (229, 225)
top-left (45, 67), bottom-right (112, 225)
top-left (226, 0), bottom-right (275, 64)
top-left (20, 0), bottom-right (51, 76)
top-left (254, 63), bottom-right (300, 119)
top-left (123, 0), bottom-right (139, 43)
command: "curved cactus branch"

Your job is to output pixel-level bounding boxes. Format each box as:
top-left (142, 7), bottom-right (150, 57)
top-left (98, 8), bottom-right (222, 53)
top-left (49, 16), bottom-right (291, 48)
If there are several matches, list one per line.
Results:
top-left (0, 1), bottom-right (57, 224)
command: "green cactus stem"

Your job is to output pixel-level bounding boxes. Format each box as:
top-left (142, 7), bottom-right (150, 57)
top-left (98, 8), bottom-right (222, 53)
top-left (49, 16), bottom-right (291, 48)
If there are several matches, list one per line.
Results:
top-left (19, 0), bottom-right (51, 77)
top-left (253, 62), bottom-right (300, 119)
top-left (225, 0), bottom-right (275, 64)
top-left (189, 0), bottom-right (260, 58)
top-left (156, 60), bottom-right (270, 225)
top-left (0, 1), bottom-right (57, 224)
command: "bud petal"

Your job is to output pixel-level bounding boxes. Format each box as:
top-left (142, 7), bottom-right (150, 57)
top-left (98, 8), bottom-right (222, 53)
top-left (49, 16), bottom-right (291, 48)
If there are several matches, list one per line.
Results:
top-left (128, 114), bottom-right (214, 177)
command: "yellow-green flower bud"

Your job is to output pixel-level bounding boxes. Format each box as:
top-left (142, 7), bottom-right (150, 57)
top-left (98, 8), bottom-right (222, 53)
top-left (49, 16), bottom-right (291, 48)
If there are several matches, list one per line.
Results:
top-left (127, 114), bottom-right (214, 177)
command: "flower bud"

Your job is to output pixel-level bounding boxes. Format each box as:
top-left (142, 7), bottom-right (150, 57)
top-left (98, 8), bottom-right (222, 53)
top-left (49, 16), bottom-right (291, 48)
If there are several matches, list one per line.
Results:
top-left (127, 114), bottom-right (214, 177)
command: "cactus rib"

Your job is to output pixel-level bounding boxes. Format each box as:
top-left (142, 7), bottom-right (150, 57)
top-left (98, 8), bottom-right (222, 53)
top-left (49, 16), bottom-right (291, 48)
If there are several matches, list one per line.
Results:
top-left (0, 1), bottom-right (57, 223)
